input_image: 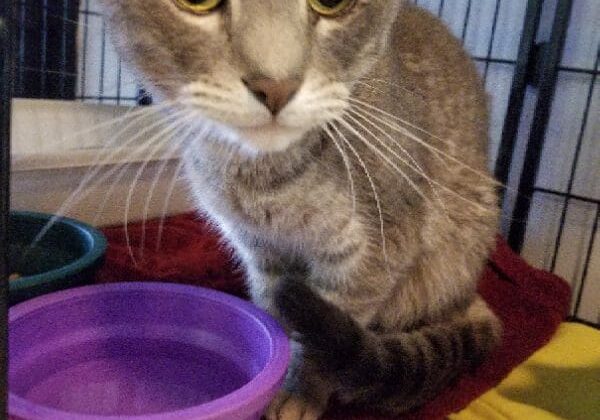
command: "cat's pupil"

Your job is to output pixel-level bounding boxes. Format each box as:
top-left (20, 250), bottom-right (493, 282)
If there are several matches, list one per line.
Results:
top-left (319, 0), bottom-right (344, 8)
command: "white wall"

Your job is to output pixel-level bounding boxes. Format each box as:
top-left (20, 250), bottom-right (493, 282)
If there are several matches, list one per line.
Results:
top-left (10, 100), bottom-right (193, 227)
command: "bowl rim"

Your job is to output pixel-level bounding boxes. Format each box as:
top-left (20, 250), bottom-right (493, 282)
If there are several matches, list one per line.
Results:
top-left (9, 282), bottom-right (291, 420)
top-left (8, 211), bottom-right (107, 293)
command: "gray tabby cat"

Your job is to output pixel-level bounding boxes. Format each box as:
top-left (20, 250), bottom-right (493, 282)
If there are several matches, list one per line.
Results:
top-left (98, 0), bottom-right (502, 418)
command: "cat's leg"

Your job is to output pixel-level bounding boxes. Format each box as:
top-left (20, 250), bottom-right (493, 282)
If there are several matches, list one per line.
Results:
top-left (234, 218), bottom-right (380, 419)
top-left (262, 274), bottom-right (385, 420)
top-left (265, 340), bottom-right (331, 420)
top-left (232, 235), bottom-right (332, 420)
top-left (263, 268), bottom-right (388, 420)
top-left (275, 277), bottom-right (502, 415)
top-left (266, 392), bottom-right (322, 420)
top-left (249, 273), bottom-right (333, 417)
top-left (247, 266), bottom-right (332, 420)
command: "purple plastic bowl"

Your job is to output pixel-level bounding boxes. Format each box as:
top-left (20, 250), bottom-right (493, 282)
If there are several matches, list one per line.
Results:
top-left (9, 283), bottom-right (290, 420)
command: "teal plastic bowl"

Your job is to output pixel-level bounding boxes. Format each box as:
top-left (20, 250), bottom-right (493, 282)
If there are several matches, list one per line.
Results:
top-left (8, 211), bottom-right (107, 305)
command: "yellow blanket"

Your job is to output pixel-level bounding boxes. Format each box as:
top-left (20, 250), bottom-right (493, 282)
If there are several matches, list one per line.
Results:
top-left (450, 323), bottom-right (600, 420)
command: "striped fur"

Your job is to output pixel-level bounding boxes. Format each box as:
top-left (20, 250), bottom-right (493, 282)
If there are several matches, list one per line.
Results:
top-left (275, 277), bottom-right (501, 414)
top-left (98, 1), bottom-right (503, 418)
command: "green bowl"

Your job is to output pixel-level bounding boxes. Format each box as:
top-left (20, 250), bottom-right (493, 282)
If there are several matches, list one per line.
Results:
top-left (8, 211), bottom-right (107, 305)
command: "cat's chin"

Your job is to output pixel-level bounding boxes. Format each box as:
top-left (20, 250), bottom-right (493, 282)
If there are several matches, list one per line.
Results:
top-left (234, 124), bottom-right (307, 154)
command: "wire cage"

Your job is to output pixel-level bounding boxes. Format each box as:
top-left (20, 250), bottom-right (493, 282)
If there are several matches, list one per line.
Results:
top-left (0, 0), bottom-right (599, 413)
top-left (13, 0), bottom-right (148, 105)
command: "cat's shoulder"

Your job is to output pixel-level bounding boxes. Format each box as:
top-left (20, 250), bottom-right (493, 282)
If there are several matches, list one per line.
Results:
top-left (392, 5), bottom-right (480, 86)
top-left (394, 5), bottom-right (467, 57)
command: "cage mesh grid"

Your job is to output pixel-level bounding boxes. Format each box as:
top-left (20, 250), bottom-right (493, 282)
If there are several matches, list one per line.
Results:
top-left (548, 54), bottom-right (599, 313)
top-left (529, 45), bottom-right (599, 319)
top-left (13, 0), bottom-right (144, 104)
top-left (8, 0), bottom-right (600, 324)
top-left (15, 0), bottom-right (79, 100)
top-left (77, 0), bottom-right (145, 104)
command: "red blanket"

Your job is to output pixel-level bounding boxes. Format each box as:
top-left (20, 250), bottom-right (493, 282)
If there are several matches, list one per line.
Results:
top-left (97, 213), bottom-right (571, 420)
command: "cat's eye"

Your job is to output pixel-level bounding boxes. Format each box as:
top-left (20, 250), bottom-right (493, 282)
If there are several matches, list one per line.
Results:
top-left (308, 0), bottom-right (356, 17)
top-left (173, 0), bottom-right (223, 15)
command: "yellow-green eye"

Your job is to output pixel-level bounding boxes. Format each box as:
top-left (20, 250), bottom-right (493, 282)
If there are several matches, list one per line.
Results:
top-left (308, 0), bottom-right (355, 17)
top-left (173, 0), bottom-right (223, 15)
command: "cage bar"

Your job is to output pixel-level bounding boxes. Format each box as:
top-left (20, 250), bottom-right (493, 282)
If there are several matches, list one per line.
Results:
top-left (494, 0), bottom-right (543, 186)
top-left (574, 204), bottom-right (599, 316)
top-left (1, 0), bottom-right (16, 416)
top-left (461, 0), bottom-right (472, 44)
top-left (507, 0), bottom-right (574, 252)
top-left (481, 0), bottom-right (503, 83)
top-left (549, 49), bottom-right (600, 273)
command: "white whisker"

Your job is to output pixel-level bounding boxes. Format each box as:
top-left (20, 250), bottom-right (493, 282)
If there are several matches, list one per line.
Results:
top-left (347, 108), bottom-right (497, 214)
top-left (123, 111), bottom-right (192, 265)
top-left (322, 124), bottom-right (357, 214)
top-left (89, 124), bottom-right (184, 227)
top-left (91, 161), bottom-right (138, 227)
top-left (357, 77), bottom-right (426, 100)
top-left (348, 98), bottom-right (501, 186)
top-left (139, 115), bottom-right (196, 258)
top-left (60, 101), bottom-right (175, 149)
top-left (337, 115), bottom-right (431, 206)
top-left (27, 109), bottom-right (182, 251)
top-left (155, 158), bottom-right (187, 252)
top-left (347, 108), bottom-right (449, 216)
top-left (328, 122), bottom-right (391, 279)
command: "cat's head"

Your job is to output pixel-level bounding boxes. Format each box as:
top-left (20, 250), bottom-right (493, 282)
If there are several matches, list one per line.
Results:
top-left (100, 0), bottom-right (402, 153)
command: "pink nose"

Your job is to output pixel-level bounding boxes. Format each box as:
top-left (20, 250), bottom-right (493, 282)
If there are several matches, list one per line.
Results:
top-left (243, 77), bottom-right (301, 115)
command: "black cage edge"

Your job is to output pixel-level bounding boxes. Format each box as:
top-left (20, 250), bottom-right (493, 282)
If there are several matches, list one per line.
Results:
top-left (1, 0), bottom-right (16, 417)
top-left (494, 0), bottom-right (543, 186)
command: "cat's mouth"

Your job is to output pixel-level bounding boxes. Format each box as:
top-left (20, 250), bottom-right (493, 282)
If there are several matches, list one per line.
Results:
top-left (235, 122), bottom-right (307, 153)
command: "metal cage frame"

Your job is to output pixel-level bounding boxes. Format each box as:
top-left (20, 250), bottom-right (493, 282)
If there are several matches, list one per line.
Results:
top-left (1, 0), bottom-right (16, 415)
top-left (1, 0), bottom-right (599, 415)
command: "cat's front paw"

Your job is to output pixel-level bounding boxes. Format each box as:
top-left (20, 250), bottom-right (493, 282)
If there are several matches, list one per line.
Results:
top-left (265, 390), bottom-right (325, 420)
